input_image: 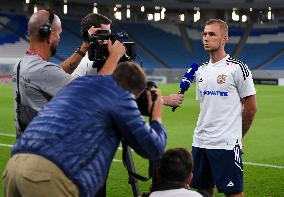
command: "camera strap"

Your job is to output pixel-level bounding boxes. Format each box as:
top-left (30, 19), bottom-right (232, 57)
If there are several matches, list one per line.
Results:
top-left (15, 61), bottom-right (28, 134)
top-left (16, 61), bottom-right (22, 104)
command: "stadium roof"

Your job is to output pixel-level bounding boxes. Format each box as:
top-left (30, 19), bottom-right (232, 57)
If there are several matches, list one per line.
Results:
top-left (2, 0), bottom-right (284, 9)
top-left (1, 0), bottom-right (284, 24)
top-left (49, 0), bottom-right (284, 9)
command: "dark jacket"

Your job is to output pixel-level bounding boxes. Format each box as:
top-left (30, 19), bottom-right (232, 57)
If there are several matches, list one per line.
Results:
top-left (12, 75), bottom-right (167, 197)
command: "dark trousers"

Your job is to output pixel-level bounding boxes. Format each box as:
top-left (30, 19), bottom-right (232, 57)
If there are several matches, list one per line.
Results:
top-left (95, 183), bottom-right (106, 197)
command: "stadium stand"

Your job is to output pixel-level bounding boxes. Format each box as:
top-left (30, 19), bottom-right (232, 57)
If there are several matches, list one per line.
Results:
top-left (1, 11), bottom-right (284, 77)
top-left (259, 51), bottom-right (284, 70)
top-left (238, 25), bottom-right (284, 70)
top-left (49, 17), bottom-right (82, 64)
top-left (0, 13), bottom-right (28, 58)
top-left (118, 22), bottom-right (206, 68)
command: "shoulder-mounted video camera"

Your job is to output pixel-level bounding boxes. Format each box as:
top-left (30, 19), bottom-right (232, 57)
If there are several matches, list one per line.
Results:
top-left (88, 30), bottom-right (136, 70)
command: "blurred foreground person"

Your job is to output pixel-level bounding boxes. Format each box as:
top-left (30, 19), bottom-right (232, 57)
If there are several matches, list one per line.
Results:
top-left (149, 148), bottom-right (203, 197)
top-left (3, 62), bottom-right (166, 197)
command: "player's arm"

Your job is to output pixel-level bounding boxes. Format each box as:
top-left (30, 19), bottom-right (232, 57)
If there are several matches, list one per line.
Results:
top-left (242, 94), bottom-right (257, 138)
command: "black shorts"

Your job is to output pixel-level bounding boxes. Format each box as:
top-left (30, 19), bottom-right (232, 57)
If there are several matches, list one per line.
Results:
top-left (190, 144), bottom-right (243, 195)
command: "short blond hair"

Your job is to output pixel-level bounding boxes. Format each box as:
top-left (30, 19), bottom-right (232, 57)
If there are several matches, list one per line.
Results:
top-left (205, 19), bottom-right (228, 36)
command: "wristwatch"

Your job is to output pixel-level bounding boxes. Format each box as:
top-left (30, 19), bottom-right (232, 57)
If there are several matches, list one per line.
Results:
top-left (75, 47), bottom-right (86, 57)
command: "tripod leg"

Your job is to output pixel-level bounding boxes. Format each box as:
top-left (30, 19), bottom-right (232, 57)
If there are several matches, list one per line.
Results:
top-left (125, 146), bottom-right (140, 197)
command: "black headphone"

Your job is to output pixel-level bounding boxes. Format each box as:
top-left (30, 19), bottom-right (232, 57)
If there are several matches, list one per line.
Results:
top-left (38, 9), bottom-right (55, 37)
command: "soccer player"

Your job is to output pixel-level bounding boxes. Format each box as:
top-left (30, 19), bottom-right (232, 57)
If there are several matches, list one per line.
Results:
top-left (190, 19), bottom-right (257, 197)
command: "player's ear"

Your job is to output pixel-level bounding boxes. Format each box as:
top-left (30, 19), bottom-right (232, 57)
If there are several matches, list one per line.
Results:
top-left (188, 172), bottom-right (193, 184)
top-left (223, 35), bottom-right (228, 42)
top-left (47, 34), bottom-right (52, 44)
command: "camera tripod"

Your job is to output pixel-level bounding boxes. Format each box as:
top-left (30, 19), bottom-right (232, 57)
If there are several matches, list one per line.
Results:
top-left (122, 142), bottom-right (158, 197)
top-left (122, 90), bottom-right (158, 196)
top-left (123, 145), bottom-right (141, 197)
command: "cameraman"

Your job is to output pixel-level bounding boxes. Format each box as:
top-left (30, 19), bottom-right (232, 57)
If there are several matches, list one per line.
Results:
top-left (3, 62), bottom-right (167, 197)
top-left (14, 10), bottom-right (125, 137)
top-left (73, 13), bottom-right (118, 76)
top-left (74, 13), bottom-right (184, 108)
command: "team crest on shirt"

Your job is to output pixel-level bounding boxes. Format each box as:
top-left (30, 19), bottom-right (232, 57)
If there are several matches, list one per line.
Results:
top-left (217, 74), bottom-right (227, 84)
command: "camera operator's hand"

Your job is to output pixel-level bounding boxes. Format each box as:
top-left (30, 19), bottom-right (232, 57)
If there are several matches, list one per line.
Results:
top-left (61, 27), bottom-right (101, 74)
top-left (107, 40), bottom-right (126, 59)
top-left (98, 40), bottom-right (126, 75)
top-left (81, 26), bottom-right (107, 50)
top-left (81, 26), bottom-right (100, 51)
top-left (87, 26), bottom-right (99, 37)
top-left (147, 88), bottom-right (163, 123)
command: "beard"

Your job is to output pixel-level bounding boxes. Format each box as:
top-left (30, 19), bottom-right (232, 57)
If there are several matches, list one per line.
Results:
top-left (50, 42), bottom-right (58, 57)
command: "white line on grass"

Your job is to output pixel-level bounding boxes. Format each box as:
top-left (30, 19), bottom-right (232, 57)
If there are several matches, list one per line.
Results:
top-left (117, 147), bottom-right (133, 151)
top-left (243, 162), bottom-right (284, 169)
top-left (113, 159), bottom-right (122, 162)
top-left (0, 143), bottom-right (282, 167)
top-left (0, 133), bottom-right (16, 138)
top-left (0, 143), bottom-right (122, 162)
top-left (0, 143), bottom-right (13, 148)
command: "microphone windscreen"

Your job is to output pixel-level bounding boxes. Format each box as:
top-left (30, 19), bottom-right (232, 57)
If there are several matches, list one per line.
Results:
top-left (180, 63), bottom-right (199, 91)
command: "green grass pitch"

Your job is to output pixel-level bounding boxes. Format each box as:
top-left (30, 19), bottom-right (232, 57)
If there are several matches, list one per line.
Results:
top-left (0, 83), bottom-right (284, 196)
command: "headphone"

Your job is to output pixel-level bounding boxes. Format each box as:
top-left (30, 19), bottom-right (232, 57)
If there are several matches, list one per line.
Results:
top-left (38, 9), bottom-right (55, 37)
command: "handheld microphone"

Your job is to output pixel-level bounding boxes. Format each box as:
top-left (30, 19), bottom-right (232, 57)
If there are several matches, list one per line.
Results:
top-left (172, 63), bottom-right (199, 112)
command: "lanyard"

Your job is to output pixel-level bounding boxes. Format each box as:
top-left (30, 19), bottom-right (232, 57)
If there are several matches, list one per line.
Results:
top-left (26, 51), bottom-right (44, 60)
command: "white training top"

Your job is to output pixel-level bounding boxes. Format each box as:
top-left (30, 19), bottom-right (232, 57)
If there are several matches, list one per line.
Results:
top-left (149, 188), bottom-right (203, 197)
top-left (72, 52), bottom-right (97, 77)
top-left (193, 55), bottom-right (256, 150)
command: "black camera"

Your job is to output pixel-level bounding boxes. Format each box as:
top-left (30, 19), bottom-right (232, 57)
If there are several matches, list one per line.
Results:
top-left (136, 81), bottom-right (158, 117)
top-left (88, 30), bottom-right (136, 70)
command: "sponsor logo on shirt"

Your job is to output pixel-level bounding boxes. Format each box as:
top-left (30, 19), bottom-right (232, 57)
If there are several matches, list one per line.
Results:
top-left (217, 74), bottom-right (227, 84)
top-left (203, 90), bottom-right (228, 96)
top-left (198, 77), bottom-right (203, 82)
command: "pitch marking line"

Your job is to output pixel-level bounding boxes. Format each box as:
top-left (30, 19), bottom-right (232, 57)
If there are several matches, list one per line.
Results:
top-left (0, 139), bottom-right (283, 167)
top-left (0, 143), bottom-right (13, 148)
top-left (243, 162), bottom-right (284, 169)
top-left (0, 133), bottom-right (16, 138)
